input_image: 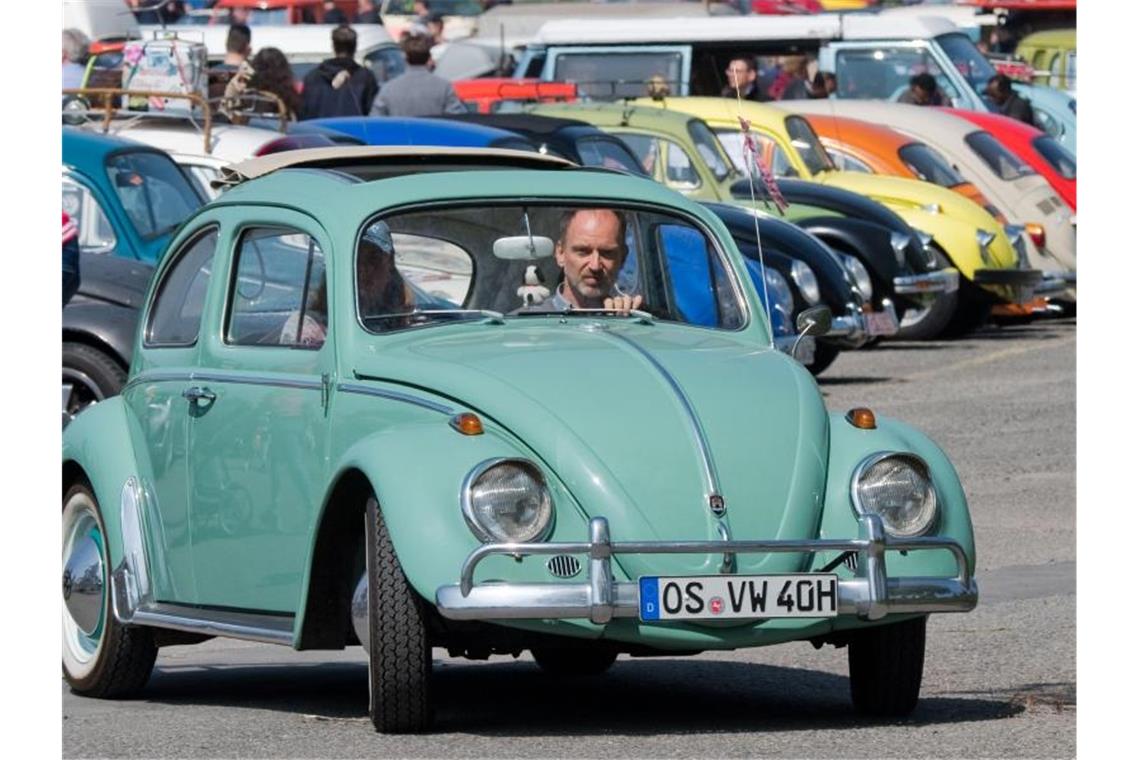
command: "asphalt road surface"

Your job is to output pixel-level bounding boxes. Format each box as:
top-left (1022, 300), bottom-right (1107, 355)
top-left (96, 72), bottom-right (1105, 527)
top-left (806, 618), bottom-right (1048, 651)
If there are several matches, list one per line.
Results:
top-left (63, 319), bottom-right (1076, 759)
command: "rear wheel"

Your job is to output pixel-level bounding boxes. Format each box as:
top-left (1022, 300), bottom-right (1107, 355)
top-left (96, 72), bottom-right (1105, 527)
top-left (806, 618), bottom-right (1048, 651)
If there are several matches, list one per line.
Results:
top-left (365, 496), bottom-right (433, 733)
top-left (848, 616), bottom-right (927, 717)
top-left (531, 646), bottom-right (619, 676)
top-left (62, 482), bottom-right (157, 698)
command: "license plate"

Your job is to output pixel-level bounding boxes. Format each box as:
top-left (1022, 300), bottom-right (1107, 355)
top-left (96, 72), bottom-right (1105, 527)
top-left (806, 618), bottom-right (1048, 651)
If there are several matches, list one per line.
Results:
top-left (638, 574), bottom-right (838, 621)
top-left (865, 305), bottom-right (899, 337)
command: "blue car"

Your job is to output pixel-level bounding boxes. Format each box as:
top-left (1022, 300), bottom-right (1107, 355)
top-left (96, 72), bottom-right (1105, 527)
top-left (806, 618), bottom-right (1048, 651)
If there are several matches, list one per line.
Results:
top-left (294, 117), bottom-right (539, 152)
top-left (62, 129), bottom-right (205, 263)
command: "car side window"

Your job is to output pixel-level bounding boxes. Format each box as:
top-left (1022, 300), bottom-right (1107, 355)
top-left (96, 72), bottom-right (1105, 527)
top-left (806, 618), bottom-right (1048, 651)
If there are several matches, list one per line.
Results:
top-left (663, 140), bottom-right (700, 189)
top-left (62, 176), bottom-right (117, 256)
top-left (715, 131), bottom-right (797, 178)
top-left (656, 223), bottom-right (743, 329)
top-left (828, 148), bottom-right (872, 174)
top-left (227, 227), bottom-right (327, 349)
top-left (146, 227), bottom-right (218, 347)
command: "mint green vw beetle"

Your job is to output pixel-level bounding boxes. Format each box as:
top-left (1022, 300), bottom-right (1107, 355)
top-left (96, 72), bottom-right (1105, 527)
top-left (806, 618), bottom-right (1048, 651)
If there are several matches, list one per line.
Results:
top-left (62, 147), bottom-right (977, 734)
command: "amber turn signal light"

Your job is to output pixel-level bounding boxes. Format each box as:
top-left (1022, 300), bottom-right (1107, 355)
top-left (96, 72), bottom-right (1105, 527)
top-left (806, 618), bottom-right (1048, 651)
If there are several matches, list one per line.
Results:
top-left (449, 413), bottom-right (484, 436)
top-left (846, 407), bottom-right (877, 430)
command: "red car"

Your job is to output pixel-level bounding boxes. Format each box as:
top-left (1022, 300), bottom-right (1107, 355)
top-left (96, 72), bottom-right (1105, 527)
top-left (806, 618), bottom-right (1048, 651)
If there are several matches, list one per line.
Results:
top-left (945, 108), bottom-right (1076, 211)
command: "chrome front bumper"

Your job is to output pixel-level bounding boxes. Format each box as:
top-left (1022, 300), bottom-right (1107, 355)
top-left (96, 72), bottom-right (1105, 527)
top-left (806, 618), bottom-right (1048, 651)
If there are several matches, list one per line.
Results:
top-left (893, 267), bottom-right (960, 296)
top-left (436, 515), bottom-right (978, 625)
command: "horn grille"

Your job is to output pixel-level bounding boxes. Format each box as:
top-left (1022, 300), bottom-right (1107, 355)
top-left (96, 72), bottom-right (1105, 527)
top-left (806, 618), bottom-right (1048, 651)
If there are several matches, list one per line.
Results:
top-left (547, 554), bottom-right (582, 578)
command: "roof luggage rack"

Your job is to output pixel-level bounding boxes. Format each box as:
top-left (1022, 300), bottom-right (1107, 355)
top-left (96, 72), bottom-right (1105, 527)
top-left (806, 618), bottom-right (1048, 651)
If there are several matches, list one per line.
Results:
top-left (62, 88), bottom-right (290, 154)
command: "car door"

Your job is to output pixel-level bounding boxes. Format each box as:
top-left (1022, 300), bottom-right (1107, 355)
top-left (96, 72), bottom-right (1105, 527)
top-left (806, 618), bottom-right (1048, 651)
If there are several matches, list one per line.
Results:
top-left (121, 222), bottom-right (221, 603)
top-left (186, 208), bottom-right (334, 613)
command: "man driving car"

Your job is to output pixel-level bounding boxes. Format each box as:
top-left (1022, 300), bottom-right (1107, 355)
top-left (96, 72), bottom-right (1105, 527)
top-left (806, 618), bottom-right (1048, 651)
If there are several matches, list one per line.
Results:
top-left (535, 208), bottom-right (643, 314)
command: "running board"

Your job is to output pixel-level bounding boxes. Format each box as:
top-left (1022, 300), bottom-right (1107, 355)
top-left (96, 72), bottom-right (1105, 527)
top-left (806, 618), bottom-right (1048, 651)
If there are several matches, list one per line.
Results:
top-left (111, 564), bottom-right (294, 646)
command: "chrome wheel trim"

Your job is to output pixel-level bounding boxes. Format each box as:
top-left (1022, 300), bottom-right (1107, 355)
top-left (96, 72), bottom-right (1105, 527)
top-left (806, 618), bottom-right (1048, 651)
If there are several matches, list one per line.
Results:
top-left (62, 491), bottom-right (107, 678)
top-left (899, 306), bottom-right (931, 330)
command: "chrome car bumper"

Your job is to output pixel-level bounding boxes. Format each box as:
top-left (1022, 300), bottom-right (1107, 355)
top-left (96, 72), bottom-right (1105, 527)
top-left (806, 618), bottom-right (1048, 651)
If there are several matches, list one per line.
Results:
top-left (893, 267), bottom-right (960, 296)
top-left (436, 515), bottom-right (978, 625)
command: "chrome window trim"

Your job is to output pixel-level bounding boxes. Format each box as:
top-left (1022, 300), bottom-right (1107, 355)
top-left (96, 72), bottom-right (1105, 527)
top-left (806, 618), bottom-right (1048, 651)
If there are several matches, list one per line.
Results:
top-left (460, 457), bottom-right (555, 544)
top-left (849, 451), bottom-right (939, 538)
top-left (337, 382), bottom-right (454, 415)
top-left (124, 370), bottom-right (322, 394)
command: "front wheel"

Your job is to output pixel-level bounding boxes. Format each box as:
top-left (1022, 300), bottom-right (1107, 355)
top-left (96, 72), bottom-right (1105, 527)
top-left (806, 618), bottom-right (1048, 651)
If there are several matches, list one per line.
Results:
top-left (848, 616), bottom-right (927, 717)
top-left (806, 342), bottom-right (840, 376)
top-left (365, 496), bottom-right (433, 733)
top-left (62, 482), bottom-right (157, 698)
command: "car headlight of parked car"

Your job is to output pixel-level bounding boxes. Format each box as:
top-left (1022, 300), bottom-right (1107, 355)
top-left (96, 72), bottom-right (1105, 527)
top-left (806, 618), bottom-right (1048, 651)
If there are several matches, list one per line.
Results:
top-left (839, 253), bottom-right (874, 301)
top-left (462, 459), bottom-right (554, 543)
top-left (975, 229), bottom-right (996, 266)
top-left (851, 453), bottom-right (939, 538)
top-left (789, 260), bottom-right (821, 306)
top-left (764, 268), bottom-right (795, 318)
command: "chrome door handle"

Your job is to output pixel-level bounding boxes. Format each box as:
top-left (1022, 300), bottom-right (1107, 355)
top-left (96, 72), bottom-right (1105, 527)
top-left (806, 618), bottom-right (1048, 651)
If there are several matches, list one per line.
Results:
top-left (182, 386), bottom-right (217, 404)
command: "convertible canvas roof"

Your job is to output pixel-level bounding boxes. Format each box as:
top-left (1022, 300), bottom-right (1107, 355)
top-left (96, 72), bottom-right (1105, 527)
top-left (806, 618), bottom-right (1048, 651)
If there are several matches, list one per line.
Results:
top-left (218, 146), bottom-right (575, 187)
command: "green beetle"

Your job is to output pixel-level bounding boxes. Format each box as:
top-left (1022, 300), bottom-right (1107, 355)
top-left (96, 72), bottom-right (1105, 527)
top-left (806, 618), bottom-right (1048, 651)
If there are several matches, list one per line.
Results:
top-left (62, 147), bottom-right (976, 734)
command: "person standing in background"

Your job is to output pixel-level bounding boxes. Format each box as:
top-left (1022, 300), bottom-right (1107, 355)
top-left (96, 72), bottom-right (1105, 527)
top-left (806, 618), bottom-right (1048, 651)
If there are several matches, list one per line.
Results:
top-left (356, 0), bottom-right (383, 23)
top-left (369, 31), bottom-right (466, 116)
top-left (213, 24), bottom-right (252, 74)
top-left (897, 73), bottom-right (942, 106)
top-left (721, 57), bottom-right (766, 102)
top-left (62, 29), bottom-right (90, 90)
top-left (322, 1), bottom-right (349, 24)
top-left (301, 25), bottom-right (379, 119)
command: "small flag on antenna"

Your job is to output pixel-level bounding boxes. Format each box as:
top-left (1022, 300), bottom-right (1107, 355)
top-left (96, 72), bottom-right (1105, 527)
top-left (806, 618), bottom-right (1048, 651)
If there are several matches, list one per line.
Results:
top-left (737, 116), bottom-right (789, 215)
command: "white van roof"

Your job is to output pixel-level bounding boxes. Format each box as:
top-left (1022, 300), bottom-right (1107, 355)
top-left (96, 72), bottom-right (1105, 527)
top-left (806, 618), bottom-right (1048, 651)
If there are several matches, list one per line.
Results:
top-left (64, 0), bottom-right (141, 42)
top-left (533, 12), bottom-right (961, 46)
top-left (136, 23), bottom-right (396, 61)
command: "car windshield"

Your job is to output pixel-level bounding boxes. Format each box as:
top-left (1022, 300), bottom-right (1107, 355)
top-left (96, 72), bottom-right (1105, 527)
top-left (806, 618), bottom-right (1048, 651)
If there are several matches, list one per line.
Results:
top-left (834, 46), bottom-right (962, 105)
top-left (686, 119), bottom-right (734, 182)
top-left (964, 131), bottom-right (1037, 181)
top-left (715, 129), bottom-right (799, 178)
top-left (1031, 135), bottom-right (1076, 180)
top-left (574, 137), bottom-right (648, 176)
top-left (105, 150), bottom-right (204, 241)
top-left (356, 204), bottom-right (746, 333)
top-left (784, 116), bottom-right (834, 176)
top-left (552, 52), bottom-right (683, 100)
top-left (898, 142), bottom-right (967, 188)
top-left (936, 32), bottom-right (997, 96)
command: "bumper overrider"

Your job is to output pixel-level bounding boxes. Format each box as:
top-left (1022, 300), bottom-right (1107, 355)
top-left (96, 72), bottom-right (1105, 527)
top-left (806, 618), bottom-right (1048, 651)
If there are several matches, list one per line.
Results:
top-left (436, 514), bottom-right (978, 625)
top-left (973, 267), bottom-right (1046, 303)
top-left (892, 267), bottom-right (960, 296)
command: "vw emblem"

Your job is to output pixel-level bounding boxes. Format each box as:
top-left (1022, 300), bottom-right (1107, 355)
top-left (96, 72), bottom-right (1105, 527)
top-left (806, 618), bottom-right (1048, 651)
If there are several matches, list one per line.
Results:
top-left (709, 494), bottom-right (726, 516)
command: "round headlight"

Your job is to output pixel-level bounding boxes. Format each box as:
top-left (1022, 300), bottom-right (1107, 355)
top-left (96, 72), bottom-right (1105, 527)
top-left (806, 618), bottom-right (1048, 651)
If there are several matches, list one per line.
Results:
top-left (463, 459), bottom-right (553, 543)
top-left (852, 453), bottom-right (938, 538)
top-left (840, 253), bottom-right (874, 301)
top-left (789, 260), bottom-right (821, 306)
top-left (763, 267), bottom-right (795, 318)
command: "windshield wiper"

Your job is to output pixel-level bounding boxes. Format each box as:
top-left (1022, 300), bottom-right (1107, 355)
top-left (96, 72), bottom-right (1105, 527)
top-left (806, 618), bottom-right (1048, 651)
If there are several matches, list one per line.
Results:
top-left (515, 307), bottom-right (655, 324)
top-left (365, 308), bottom-right (504, 325)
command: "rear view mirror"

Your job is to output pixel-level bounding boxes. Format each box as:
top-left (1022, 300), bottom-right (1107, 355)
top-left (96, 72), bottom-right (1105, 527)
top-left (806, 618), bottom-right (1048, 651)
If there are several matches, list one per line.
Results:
top-left (492, 235), bottom-right (554, 260)
top-left (796, 305), bottom-right (833, 337)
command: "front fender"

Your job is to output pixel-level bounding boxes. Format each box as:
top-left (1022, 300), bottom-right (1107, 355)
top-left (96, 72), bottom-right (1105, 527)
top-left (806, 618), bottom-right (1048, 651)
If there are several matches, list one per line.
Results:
top-left (820, 413), bottom-right (975, 578)
top-left (892, 207), bottom-right (1018, 281)
top-left (797, 216), bottom-right (901, 286)
top-left (311, 422), bottom-right (594, 608)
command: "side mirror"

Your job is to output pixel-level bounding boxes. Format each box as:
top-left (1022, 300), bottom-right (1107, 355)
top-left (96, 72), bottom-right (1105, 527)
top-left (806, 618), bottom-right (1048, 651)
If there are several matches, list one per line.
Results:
top-left (795, 305), bottom-right (833, 337)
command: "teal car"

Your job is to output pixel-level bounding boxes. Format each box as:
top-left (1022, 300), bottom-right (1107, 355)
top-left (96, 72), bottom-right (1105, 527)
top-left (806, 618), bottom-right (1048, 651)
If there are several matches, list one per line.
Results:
top-left (62, 147), bottom-right (977, 734)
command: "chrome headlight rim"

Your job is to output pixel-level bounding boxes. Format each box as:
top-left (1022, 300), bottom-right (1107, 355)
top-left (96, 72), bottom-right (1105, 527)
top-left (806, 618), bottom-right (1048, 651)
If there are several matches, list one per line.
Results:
top-left (789, 260), bottom-right (821, 306)
top-left (849, 451), bottom-right (939, 538)
top-left (461, 457), bottom-right (554, 544)
top-left (764, 267), bottom-right (796, 318)
top-left (839, 253), bottom-right (874, 301)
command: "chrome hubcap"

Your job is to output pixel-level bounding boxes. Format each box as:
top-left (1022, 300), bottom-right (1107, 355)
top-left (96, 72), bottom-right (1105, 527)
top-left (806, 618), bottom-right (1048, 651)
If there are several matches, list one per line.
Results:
top-left (63, 532), bottom-right (104, 636)
top-left (352, 572), bottom-right (368, 647)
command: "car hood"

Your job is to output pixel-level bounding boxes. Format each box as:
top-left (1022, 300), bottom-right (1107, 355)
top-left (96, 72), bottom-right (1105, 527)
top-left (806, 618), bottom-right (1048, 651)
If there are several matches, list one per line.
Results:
top-left (353, 321), bottom-right (830, 577)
